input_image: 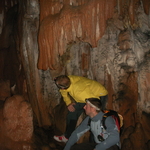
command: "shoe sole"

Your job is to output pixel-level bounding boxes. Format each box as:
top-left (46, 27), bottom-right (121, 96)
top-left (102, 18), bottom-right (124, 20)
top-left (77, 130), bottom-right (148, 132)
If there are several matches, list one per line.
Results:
top-left (53, 136), bottom-right (68, 143)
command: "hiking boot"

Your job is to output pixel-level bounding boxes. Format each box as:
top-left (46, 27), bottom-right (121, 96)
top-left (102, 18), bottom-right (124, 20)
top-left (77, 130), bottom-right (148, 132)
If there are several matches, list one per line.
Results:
top-left (53, 135), bottom-right (68, 143)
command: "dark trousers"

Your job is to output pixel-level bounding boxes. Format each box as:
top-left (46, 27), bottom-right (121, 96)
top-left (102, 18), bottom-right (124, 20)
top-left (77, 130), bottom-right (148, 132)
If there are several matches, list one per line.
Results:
top-left (65, 103), bottom-right (85, 139)
top-left (100, 95), bottom-right (108, 110)
top-left (71, 143), bottom-right (120, 150)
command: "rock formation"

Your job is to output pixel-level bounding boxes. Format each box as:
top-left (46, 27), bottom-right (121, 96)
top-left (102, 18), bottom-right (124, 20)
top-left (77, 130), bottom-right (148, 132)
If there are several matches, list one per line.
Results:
top-left (0, 0), bottom-right (150, 149)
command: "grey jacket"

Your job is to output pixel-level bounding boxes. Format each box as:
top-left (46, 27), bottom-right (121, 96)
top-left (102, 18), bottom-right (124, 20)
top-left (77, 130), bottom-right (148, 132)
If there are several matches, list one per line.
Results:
top-left (64, 111), bottom-right (120, 150)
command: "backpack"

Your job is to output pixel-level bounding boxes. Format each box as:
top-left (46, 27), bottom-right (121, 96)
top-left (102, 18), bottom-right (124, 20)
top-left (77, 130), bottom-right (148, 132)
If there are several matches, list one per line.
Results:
top-left (101, 110), bottom-right (123, 133)
top-left (88, 109), bottom-right (123, 133)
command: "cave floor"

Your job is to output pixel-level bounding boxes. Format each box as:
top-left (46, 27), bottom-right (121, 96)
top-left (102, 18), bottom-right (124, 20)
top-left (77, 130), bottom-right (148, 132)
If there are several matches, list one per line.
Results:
top-left (0, 100), bottom-right (65, 150)
top-left (34, 125), bottom-right (66, 150)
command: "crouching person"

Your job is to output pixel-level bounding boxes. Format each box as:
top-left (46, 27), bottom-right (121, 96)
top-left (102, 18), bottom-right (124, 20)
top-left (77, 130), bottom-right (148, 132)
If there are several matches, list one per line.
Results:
top-left (64, 98), bottom-right (120, 150)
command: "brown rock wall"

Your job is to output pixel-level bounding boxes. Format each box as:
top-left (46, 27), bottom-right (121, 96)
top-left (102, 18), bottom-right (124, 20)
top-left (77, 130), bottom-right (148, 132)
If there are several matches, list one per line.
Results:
top-left (38, 0), bottom-right (117, 70)
top-left (0, 95), bottom-right (34, 149)
top-left (0, 0), bottom-right (150, 149)
top-left (0, 80), bottom-right (10, 100)
top-left (3, 95), bottom-right (33, 141)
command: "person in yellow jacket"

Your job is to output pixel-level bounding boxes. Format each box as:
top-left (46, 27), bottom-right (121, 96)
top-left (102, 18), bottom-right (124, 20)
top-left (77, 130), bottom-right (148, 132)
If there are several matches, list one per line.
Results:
top-left (53, 75), bottom-right (108, 143)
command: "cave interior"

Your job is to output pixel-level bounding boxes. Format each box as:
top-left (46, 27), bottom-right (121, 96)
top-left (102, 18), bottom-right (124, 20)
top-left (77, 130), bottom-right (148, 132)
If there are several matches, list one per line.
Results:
top-left (0, 0), bottom-right (150, 150)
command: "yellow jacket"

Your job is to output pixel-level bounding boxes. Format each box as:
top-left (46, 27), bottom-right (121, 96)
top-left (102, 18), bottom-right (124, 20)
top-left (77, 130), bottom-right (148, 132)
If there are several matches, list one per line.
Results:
top-left (60, 75), bottom-right (108, 106)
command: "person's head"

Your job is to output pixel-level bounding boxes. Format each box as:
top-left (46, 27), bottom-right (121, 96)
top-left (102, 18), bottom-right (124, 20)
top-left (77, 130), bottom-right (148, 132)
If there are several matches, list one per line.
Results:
top-left (84, 98), bottom-right (102, 117)
top-left (54, 75), bottom-right (71, 90)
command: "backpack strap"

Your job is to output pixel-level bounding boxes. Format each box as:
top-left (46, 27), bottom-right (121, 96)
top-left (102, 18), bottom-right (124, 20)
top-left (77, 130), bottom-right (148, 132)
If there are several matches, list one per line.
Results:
top-left (102, 110), bottom-right (120, 131)
top-left (101, 113), bottom-right (108, 130)
top-left (88, 110), bottom-right (121, 132)
top-left (88, 118), bottom-right (91, 126)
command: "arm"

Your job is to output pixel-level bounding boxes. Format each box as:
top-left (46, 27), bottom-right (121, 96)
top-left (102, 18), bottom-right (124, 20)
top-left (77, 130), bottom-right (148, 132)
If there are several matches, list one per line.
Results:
top-left (64, 117), bottom-right (90, 150)
top-left (95, 117), bottom-right (120, 150)
top-left (60, 90), bottom-right (72, 106)
top-left (90, 80), bottom-right (108, 97)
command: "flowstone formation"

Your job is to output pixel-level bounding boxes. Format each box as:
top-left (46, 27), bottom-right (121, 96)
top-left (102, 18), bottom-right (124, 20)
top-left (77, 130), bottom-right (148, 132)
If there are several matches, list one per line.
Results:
top-left (0, 0), bottom-right (150, 149)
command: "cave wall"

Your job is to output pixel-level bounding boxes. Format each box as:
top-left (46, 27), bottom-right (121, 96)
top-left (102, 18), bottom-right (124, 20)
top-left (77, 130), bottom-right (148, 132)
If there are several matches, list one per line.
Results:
top-left (0, 0), bottom-right (150, 149)
top-left (32, 0), bottom-right (150, 149)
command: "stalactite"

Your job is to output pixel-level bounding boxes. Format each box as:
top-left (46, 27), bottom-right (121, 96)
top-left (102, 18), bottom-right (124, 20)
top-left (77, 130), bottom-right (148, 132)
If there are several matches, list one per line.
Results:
top-left (129, 0), bottom-right (135, 26)
top-left (38, 0), bottom-right (117, 70)
top-left (129, 0), bottom-right (141, 28)
top-left (38, 0), bottom-right (149, 71)
top-left (142, 0), bottom-right (150, 15)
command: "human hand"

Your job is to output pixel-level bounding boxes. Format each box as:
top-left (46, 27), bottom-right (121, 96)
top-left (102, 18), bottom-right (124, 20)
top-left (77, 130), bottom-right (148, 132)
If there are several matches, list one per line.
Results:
top-left (67, 103), bottom-right (76, 112)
